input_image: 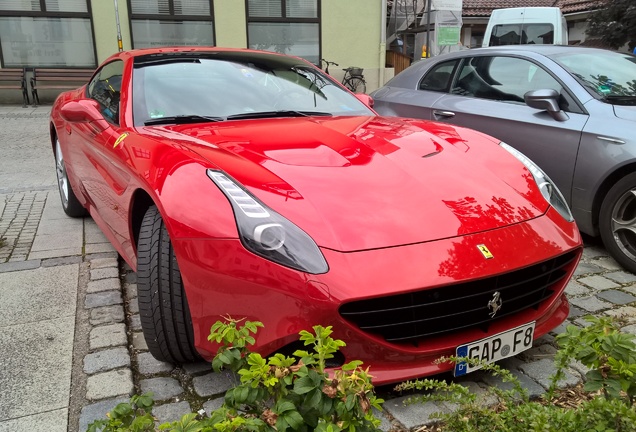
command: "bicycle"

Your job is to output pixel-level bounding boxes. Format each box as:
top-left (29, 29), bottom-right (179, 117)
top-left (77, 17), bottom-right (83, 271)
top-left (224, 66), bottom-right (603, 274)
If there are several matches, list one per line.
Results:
top-left (321, 59), bottom-right (367, 94)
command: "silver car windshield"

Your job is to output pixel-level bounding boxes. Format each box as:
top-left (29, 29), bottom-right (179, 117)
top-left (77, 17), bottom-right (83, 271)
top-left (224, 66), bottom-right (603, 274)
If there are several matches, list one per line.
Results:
top-left (549, 50), bottom-right (636, 103)
top-left (132, 52), bottom-right (373, 126)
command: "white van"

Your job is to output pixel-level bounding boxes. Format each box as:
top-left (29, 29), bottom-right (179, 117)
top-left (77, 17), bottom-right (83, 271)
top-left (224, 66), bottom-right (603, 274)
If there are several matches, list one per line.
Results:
top-left (483, 7), bottom-right (568, 47)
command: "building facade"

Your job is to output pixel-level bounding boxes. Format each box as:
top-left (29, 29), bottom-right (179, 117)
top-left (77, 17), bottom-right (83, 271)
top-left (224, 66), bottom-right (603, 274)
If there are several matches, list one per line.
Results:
top-left (0, 0), bottom-right (388, 103)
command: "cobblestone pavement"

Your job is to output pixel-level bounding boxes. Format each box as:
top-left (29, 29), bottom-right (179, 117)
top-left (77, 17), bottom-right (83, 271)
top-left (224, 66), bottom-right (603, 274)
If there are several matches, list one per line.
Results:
top-left (1, 109), bottom-right (636, 431)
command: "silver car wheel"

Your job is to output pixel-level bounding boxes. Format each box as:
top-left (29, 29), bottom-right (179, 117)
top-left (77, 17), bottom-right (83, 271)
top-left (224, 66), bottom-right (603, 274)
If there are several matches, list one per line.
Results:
top-left (55, 138), bottom-right (69, 207)
top-left (610, 189), bottom-right (636, 262)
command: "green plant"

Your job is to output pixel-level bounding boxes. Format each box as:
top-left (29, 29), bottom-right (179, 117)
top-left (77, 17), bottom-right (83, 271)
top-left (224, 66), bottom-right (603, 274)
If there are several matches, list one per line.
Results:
top-left (87, 393), bottom-right (155, 432)
top-left (551, 315), bottom-right (636, 404)
top-left (89, 320), bottom-right (383, 432)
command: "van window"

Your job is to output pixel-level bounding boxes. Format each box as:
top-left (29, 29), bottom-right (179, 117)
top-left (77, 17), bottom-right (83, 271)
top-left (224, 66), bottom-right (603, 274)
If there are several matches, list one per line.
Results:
top-left (490, 24), bottom-right (554, 45)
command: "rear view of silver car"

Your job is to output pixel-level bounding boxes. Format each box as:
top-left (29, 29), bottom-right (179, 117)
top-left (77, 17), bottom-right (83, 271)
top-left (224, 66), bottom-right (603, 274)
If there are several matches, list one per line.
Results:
top-left (371, 46), bottom-right (636, 272)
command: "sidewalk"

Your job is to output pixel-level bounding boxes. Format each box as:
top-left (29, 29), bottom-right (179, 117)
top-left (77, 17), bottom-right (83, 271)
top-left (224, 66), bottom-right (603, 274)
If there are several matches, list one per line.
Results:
top-left (0, 106), bottom-right (635, 431)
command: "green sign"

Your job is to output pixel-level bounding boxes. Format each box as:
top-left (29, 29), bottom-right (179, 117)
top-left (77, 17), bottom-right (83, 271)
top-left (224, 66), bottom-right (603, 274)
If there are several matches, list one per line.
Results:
top-left (437, 26), bottom-right (460, 46)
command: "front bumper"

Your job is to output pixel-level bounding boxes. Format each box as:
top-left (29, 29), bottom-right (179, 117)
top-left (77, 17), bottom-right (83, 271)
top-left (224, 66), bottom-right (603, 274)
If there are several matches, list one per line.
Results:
top-left (173, 206), bottom-right (581, 385)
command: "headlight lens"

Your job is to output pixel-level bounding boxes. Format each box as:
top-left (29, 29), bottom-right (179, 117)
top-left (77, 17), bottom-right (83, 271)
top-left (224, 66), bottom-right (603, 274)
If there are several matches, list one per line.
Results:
top-left (500, 143), bottom-right (573, 222)
top-left (207, 169), bottom-right (329, 274)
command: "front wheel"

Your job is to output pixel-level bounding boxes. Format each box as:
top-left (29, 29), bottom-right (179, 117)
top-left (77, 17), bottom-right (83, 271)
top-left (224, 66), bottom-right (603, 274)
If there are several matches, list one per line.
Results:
top-left (137, 205), bottom-right (200, 363)
top-left (599, 172), bottom-right (636, 273)
top-left (54, 137), bottom-right (87, 217)
top-left (344, 77), bottom-right (366, 94)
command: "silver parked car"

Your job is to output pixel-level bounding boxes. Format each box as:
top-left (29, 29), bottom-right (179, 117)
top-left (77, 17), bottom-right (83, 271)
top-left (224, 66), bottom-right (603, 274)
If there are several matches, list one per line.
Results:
top-left (371, 46), bottom-right (636, 272)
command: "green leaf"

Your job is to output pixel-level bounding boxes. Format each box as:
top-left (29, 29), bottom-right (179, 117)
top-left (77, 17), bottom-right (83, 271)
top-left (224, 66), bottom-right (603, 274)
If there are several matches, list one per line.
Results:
top-left (276, 400), bottom-right (296, 413)
top-left (283, 411), bottom-right (304, 430)
top-left (294, 375), bottom-right (316, 394)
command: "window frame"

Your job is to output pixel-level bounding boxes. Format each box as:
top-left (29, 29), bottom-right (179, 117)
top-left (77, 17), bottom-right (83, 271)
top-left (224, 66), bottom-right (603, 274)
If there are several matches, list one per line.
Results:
top-left (245, 0), bottom-right (322, 65)
top-left (86, 59), bottom-right (125, 126)
top-left (448, 54), bottom-right (587, 115)
top-left (127, 0), bottom-right (216, 49)
top-left (0, 0), bottom-right (97, 68)
top-left (418, 59), bottom-right (460, 93)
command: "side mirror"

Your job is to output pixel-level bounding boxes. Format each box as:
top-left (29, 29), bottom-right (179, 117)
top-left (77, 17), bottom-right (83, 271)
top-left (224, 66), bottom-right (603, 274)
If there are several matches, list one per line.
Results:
top-left (60, 99), bottom-right (103, 123)
top-left (524, 89), bottom-right (568, 121)
top-left (355, 93), bottom-right (374, 108)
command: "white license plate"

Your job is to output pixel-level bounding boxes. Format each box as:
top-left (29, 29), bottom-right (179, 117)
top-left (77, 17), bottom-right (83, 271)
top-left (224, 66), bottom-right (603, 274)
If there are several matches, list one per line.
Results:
top-left (454, 322), bottom-right (535, 377)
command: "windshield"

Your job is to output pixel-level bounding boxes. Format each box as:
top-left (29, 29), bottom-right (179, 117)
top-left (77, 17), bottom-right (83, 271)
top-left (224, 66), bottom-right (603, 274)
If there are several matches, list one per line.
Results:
top-left (132, 52), bottom-right (373, 126)
top-left (548, 50), bottom-right (636, 102)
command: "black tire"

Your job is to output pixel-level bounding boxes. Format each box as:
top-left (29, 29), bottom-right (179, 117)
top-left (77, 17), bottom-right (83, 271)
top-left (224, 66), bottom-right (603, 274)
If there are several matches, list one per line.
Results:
top-left (599, 172), bottom-right (636, 273)
top-left (54, 137), bottom-right (87, 217)
top-left (344, 77), bottom-right (366, 94)
top-left (137, 205), bottom-right (200, 363)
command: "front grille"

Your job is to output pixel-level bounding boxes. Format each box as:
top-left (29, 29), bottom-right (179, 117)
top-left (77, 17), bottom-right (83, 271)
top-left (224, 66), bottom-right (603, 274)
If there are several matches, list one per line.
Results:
top-left (339, 251), bottom-right (578, 344)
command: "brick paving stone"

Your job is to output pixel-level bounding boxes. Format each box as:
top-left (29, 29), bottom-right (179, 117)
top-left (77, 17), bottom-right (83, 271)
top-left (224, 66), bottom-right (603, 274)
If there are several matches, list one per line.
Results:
top-left (86, 369), bottom-right (134, 401)
top-left (140, 377), bottom-right (183, 401)
top-left (128, 299), bottom-right (139, 314)
top-left (130, 313), bottom-right (142, 331)
top-left (79, 397), bottom-right (129, 432)
top-left (41, 256), bottom-right (82, 267)
top-left (383, 396), bottom-right (448, 429)
top-left (577, 275), bottom-right (620, 291)
top-left (582, 246), bottom-right (608, 259)
top-left (568, 305), bottom-right (586, 319)
top-left (595, 257), bottom-right (623, 271)
top-left (573, 317), bottom-right (593, 327)
top-left (621, 324), bottom-right (636, 335)
top-left (568, 296), bottom-right (613, 313)
top-left (202, 398), bottom-right (224, 416)
top-left (125, 272), bottom-right (137, 283)
top-left (596, 289), bottom-right (636, 305)
top-left (137, 351), bottom-right (173, 375)
top-left (565, 281), bottom-right (590, 296)
top-left (85, 290), bottom-right (123, 308)
top-left (132, 331), bottom-right (148, 351)
top-left (549, 322), bottom-right (568, 336)
top-left (605, 306), bottom-right (636, 322)
top-left (439, 382), bottom-right (498, 411)
top-left (90, 305), bottom-right (125, 326)
top-left (87, 278), bottom-right (121, 293)
top-left (480, 368), bottom-right (545, 399)
top-left (519, 344), bottom-right (557, 361)
top-left (518, 359), bottom-right (579, 390)
top-left (90, 323), bottom-right (127, 350)
top-left (183, 362), bottom-right (212, 375)
top-left (604, 271), bottom-right (636, 284)
top-left (90, 257), bottom-right (119, 269)
top-left (125, 283), bottom-right (137, 300)
top-left (0, 259), bottom-right (40, 272)
top-left (624, 286), bottom-right (636, 296)
top-left (90, 266), bottom-right (119, 280)
top-left (84, 347), bottom-right (131, 374)
top-left (153, 401), bottom-right (192, 425)
top-left (192, 372), bottom-right (236, 397)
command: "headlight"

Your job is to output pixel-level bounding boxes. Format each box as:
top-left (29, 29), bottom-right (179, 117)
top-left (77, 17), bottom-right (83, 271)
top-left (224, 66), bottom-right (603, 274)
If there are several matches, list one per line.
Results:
top-left (500, 143), bottom-right (573, 222)
top-left (207, 169), bottom-right (329, 274)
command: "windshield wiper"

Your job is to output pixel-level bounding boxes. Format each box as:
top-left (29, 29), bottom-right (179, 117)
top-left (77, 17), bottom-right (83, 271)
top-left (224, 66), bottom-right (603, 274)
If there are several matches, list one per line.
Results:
top-left (603, 95), bottom-right (636, 106)
top-left (144, 115), bottom-right (224, 126)
top-left (226, 110), bottom-right (332, 120)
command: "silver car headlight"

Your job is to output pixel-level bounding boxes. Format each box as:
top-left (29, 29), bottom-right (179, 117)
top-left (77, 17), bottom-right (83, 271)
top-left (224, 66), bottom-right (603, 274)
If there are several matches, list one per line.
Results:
top-left (500, 142), bottom-right (574, 222)
top-left (207, 169), bottom-right (329, 274)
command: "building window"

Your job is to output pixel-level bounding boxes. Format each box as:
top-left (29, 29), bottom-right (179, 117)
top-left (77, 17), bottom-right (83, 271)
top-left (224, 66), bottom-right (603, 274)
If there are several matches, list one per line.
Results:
top-left (0, 0), bottom-right (95, 68)
top-left (128, 0), bottom-right (215, 48)
top-left (246, 0), bottom-right (320, 64)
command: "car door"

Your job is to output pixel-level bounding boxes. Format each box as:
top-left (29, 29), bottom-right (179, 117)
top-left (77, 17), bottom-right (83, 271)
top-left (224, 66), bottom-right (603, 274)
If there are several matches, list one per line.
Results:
top-left (81, 60), bottom-right (130, 244)
top-left (429, 55), bottom-right (589, 205)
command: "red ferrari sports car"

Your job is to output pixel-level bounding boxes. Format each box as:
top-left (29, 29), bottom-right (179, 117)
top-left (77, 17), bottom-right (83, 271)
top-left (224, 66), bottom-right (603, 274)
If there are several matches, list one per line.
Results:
top-left (50, 47), bottom-right (582, 385)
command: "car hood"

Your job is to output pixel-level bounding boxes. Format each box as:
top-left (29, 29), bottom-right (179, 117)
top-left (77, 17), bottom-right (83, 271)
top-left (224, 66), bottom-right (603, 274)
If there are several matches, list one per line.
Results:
top-left (613, 105), bottom-right (636, 122)
top-left (142, 116), bottom-right (547, 252)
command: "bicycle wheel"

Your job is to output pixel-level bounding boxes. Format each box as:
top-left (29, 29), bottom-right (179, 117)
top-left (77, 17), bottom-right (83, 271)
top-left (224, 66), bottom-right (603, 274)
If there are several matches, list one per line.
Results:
top-left (344, 77), bottom-right (366, 94)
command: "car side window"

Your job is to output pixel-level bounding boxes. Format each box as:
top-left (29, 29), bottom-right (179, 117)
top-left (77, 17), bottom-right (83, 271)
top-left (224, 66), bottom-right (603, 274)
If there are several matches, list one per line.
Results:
top-left (87, 60), bottom-right (124, 125)
top-left (452, 56), bottom-right (572, 109)
top-left (419, 60), bottom-right (458, 92)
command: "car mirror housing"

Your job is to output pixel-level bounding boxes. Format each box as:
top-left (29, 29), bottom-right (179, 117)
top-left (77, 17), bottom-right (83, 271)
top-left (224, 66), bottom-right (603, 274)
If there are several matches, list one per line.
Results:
top-left (524, 89), bottom-right (568, 122)
top-left (60, 99), bottom-right (103, 123)
top-left (355, 93), bottom-right (374, 108)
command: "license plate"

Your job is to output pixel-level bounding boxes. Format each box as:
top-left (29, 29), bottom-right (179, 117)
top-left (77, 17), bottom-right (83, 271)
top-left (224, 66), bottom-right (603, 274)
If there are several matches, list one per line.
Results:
top-left (454, 322), bottom-right (535, 377)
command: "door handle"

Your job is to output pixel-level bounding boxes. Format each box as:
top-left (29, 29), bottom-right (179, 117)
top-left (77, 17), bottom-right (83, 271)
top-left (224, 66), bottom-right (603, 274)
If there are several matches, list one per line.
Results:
top-left (433, 110), bottom-right (455, 118)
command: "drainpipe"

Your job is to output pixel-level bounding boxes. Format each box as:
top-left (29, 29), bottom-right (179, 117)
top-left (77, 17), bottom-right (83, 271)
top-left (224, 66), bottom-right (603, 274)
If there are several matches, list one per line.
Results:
top-left (379, 0), bottom-right (387, 87)
top-left (114, 0), bottom-right (123, 52)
